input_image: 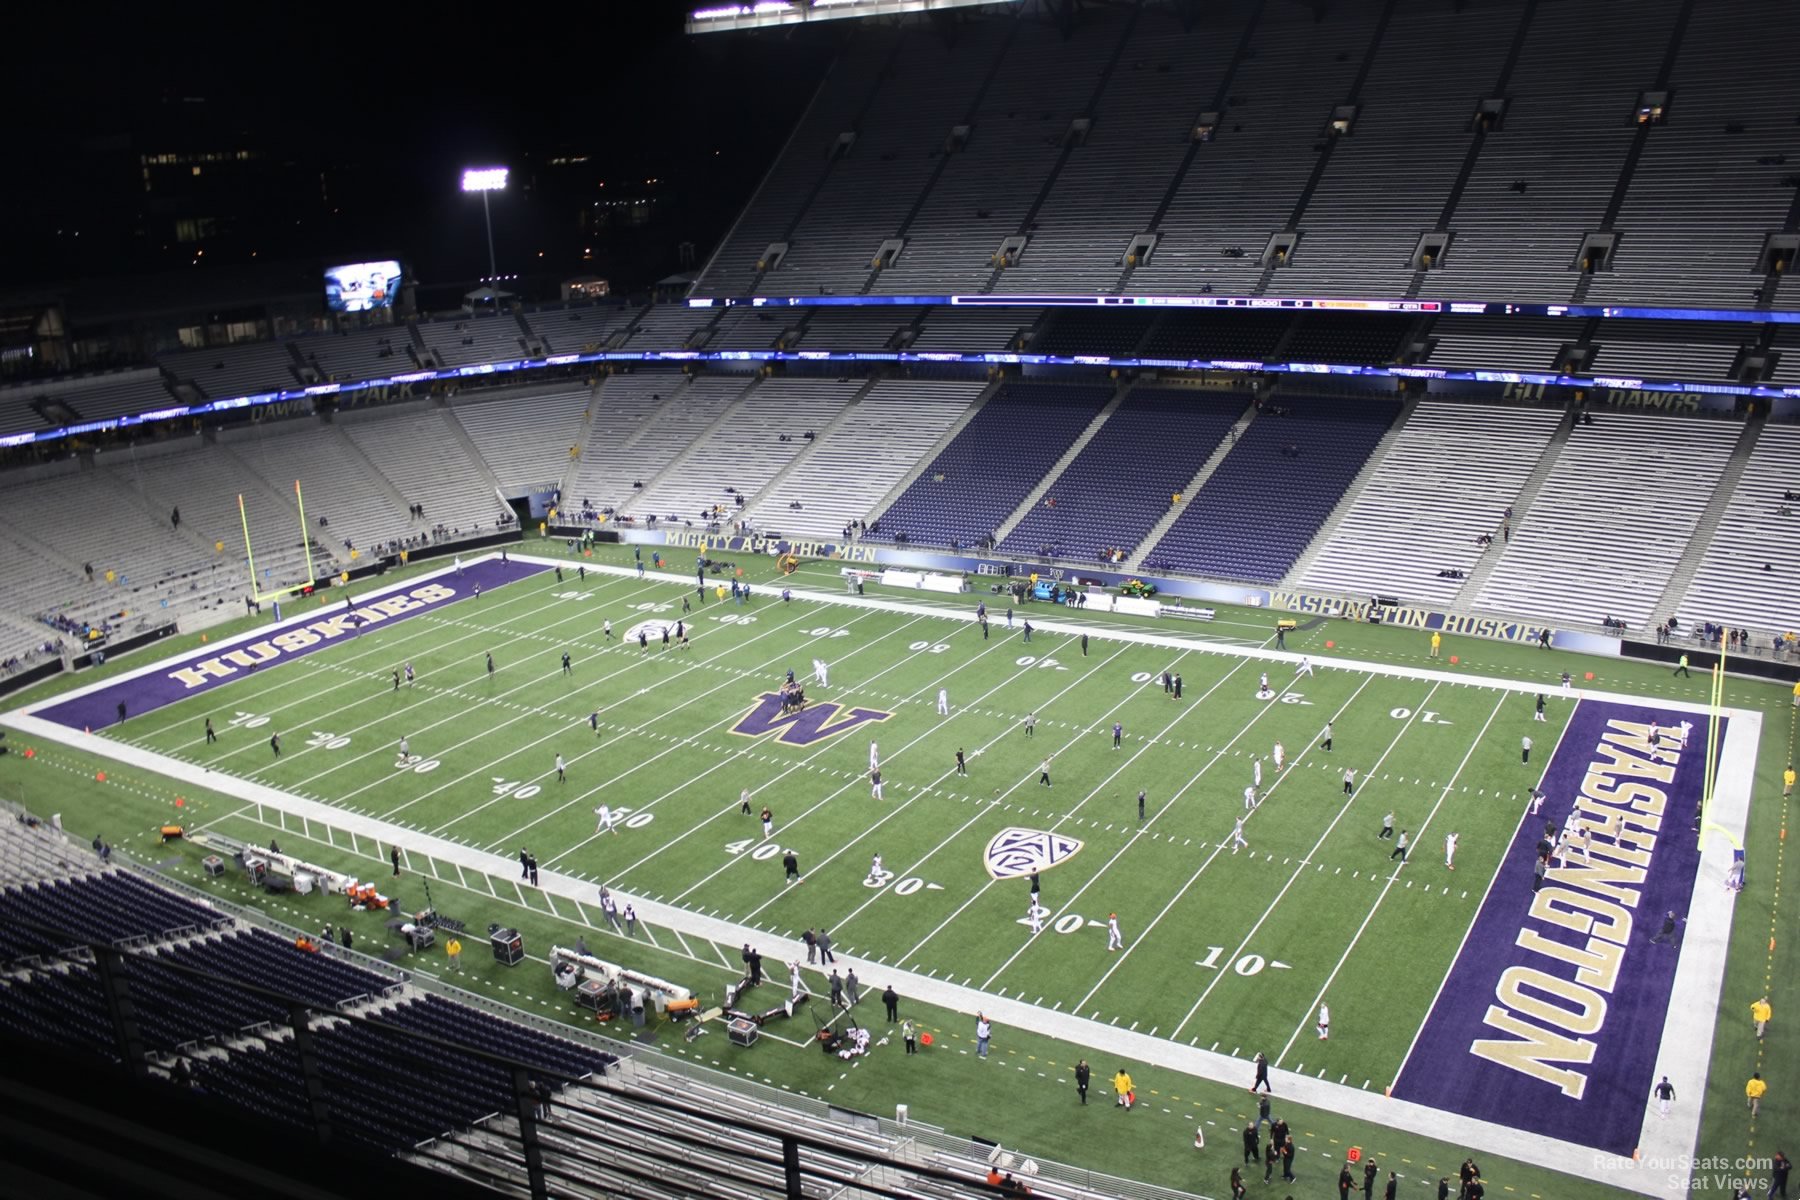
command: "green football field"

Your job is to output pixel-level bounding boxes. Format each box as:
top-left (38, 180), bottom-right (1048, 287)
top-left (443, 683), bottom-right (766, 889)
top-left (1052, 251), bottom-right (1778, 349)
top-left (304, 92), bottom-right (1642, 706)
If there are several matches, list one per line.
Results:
top-left (4, 545), bottom-right (1791, 1200)
top-left (94, 562), bottom-right (1567, 1088)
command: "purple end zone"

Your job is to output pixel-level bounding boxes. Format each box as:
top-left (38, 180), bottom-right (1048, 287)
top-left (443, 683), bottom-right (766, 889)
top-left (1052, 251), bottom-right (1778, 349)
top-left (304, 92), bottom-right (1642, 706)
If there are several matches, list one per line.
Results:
top-left (33, 558), bottom-right (550, 732)
top-left (1391, 699), bottom-right (1720, 1156)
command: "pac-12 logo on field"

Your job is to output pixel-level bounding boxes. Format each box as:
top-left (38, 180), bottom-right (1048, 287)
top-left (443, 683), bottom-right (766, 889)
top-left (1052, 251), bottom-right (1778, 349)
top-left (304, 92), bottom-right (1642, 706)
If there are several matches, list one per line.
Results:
top-left (730, 692), bottom-right (892, 747)
top-left (621, 619), bottom-right (674, 643)
top-left (983, 827), bottom-right (1083, 880)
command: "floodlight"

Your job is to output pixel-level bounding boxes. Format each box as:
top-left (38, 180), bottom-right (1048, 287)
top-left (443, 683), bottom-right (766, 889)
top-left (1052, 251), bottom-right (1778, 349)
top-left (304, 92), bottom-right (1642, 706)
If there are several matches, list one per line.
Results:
top-left (461, 167), bottom-right (509, 193)
top-left (461, 168), bottom-right (510, 285)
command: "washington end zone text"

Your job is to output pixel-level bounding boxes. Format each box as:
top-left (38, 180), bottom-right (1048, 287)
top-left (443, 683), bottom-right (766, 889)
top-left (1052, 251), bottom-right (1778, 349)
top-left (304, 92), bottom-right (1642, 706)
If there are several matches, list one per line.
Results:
top-left (1470, 718), bottom-right (1688, 1095)
top-left (1392, 700), bottom-right (1715, 1154)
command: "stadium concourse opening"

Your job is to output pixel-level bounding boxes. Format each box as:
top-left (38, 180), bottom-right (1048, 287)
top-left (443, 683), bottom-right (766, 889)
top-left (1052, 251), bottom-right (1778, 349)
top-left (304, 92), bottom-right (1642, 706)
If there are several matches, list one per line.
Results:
top-left (2, 1), bottom-right (1799, 1198)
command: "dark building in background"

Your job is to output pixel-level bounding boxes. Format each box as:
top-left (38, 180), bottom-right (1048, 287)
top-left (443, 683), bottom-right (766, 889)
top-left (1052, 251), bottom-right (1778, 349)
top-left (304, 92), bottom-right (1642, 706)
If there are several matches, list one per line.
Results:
top-left (2, 6), bottom-right (834, 377)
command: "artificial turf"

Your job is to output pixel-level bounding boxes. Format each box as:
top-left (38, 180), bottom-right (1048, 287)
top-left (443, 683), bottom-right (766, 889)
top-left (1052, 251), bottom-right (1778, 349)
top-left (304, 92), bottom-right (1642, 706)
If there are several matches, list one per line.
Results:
top-left (1, 538), bottom-right (1791, 1200)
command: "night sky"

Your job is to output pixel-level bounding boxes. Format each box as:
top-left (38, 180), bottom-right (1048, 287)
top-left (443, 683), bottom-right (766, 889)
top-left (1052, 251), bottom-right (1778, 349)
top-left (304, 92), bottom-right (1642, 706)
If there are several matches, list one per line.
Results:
top-left (9, 2), bottom-right (835, 296)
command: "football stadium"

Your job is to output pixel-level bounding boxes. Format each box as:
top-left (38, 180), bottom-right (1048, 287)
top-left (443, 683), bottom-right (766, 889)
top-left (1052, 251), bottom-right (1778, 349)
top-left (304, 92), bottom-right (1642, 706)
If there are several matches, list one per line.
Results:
top-left (0, 3), bottom-right (1795, 1199)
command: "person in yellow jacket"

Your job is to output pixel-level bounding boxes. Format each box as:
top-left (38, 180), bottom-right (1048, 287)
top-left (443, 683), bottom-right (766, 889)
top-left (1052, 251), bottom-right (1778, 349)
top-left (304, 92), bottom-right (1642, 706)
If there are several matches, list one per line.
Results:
top-left (1113, 1068), bottom-right (1135, 1110)
top-left (1746, 1072), bottom-right (1767, 1117)
top-left (1785, 765), bottom-right (1796, 798)
top-left (1429, 631), bottom-right (1441, 659)
top-left (1753, 996), bottom-right (1772, 1039)
top-left (446, 936), bottom-right (463, 971)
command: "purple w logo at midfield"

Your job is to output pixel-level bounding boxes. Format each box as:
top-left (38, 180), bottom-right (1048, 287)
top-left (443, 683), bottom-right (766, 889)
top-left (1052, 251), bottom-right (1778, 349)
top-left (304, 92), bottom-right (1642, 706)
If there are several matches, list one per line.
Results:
top-left (730, 692), bottom-right (892, 747)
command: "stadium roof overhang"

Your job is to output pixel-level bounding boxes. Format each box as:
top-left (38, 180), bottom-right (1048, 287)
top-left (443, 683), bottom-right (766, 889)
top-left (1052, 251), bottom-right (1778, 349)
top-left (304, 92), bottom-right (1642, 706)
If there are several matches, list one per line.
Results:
top-left (688, 0), bottom-right (1015, 35)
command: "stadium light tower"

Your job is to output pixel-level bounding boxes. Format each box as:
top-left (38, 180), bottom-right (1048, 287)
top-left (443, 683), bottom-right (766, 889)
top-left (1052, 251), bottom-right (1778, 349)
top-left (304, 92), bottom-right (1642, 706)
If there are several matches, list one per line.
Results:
top-left (460, 167), bottom-right (509, 286)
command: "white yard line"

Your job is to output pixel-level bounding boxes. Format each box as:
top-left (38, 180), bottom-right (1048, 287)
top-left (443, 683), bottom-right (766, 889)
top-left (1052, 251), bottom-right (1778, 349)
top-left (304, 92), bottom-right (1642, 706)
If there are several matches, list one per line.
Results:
top-left (665, 632), bottom-right (1111, 905)
top-left (1057, 672), bottom-right (1381, 1009)
top-left (363, 600), bottom-right (835, 827)
top-left (281, 592), bottom-right (814, 797)
top-left (1274, 690), bottom-right (1510, 1064)
top-left (738, 640), bottom-right (1147, 930)
top-left (1384, 698), bottom-right (1585, 1083)
top-left (885, 651), bottom-right (1261, 971)
top-left (1166, 681), bottom-right (1445, 1042)
top-left (521, 611), bottom-right (940, 862)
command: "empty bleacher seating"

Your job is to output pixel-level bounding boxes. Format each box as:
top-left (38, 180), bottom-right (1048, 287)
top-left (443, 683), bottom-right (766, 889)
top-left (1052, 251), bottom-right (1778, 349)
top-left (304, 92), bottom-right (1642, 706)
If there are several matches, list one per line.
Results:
top-left (1584, 0), bottom-right (1800, 310)
top-left (601, 375), bottom-right (750, 518)
top-left (872, 12), bottom-right (1129, 295)
top-left (161, 342), bottom-right (298, 401)
top-left (910, 308), bottom-right (1035, 353)
top-left (342, 406), bottom-right (509, 538)
top-left (744, 377), bottom-right (984, 539)
top-left (1473, 411), bottom-right (1741, 627)
top-left (1143, 395), bottom-right (1400, 582)
top-left (871, 381), bottom-right (1113, 549)
top-left (418, 313), bottom-right (528, 368)
top-left (1001, 387), bottom-right (1248, 563)
top-left (1673, 422), bottom-right (1800, 636)
top-left (532, 301), bottom-right (637, 353)
top-left (1296, 401), bottom-right (1565, 604)
top-left (451, 387), bottom-right (590, 493)
top-left (227, 423), bottom-right (411, 555)
top-left (561, 372), bottom-right (688, 513)
top-left (0, 817), bottom-right (616, 1162)
top-left (0, 368), bottom-right (176, 439)
top-left (624, 377), bottom-right (864, 523)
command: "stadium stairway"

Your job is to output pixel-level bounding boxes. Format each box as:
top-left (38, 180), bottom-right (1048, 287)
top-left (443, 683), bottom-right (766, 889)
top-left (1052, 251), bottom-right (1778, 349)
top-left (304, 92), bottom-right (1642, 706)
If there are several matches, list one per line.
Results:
top-left (561, 375), bottom-right (693, 513)
top-left (1645, 416), bottom-right (1764, 626)
top-left (1122, 399), bottom-right (1257, 573)
top-left (436, 405), bottom-right (507, 504)
top-left (90, 469), bottom-right (219, 565)
top-left (860, 376), bottom-right (1004, 524)
top-left (1449, 411), bottom-right (1575, 609)
top-left (1280, 392), bottom-right (1422, 587)
top-left (616, 375), bottom-right (763, 518)
top-left (1111, 8), bottom-right (1262, 298)
top-left (973, 3), bottom-right (1142, 297)
top-left (739, 376), bottom-right (878, 520)
top-left (552, 382), bottom-right (603, 502)
top-left (987, 382), bottom-right (1130, 544)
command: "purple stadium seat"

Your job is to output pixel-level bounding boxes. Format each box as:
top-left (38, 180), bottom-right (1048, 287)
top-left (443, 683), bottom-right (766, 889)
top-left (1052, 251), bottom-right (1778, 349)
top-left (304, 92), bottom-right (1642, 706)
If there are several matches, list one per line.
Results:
top-left (1143, 394), bottom-right (1399, 582)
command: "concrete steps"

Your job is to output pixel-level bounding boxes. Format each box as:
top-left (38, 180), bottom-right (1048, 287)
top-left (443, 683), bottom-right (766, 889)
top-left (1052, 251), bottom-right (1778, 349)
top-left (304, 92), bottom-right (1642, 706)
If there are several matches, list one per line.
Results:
top-left (990, 381), bottom-right (1132, 544)
top-left (1124, 400), bottom-right (1256, 572)
top-left (1450, 413), bottom-right (1575, 608)
top-left (1645, 417), bottom-right (1764, 625)
top-left (1281, 394), bottom-right (1421, 587)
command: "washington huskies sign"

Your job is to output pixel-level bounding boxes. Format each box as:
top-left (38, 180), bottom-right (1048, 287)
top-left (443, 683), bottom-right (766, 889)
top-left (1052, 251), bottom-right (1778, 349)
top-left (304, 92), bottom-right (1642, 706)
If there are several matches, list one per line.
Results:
top-left (730, 692), bottom-right (892, 747)
top-left (983, 827), bottom-right (1084, 880)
